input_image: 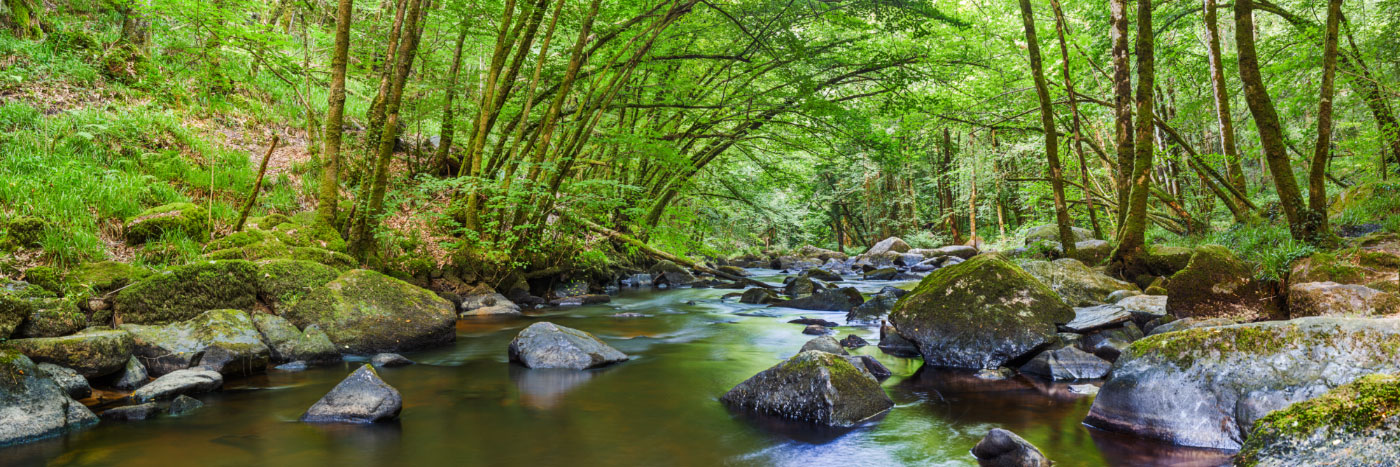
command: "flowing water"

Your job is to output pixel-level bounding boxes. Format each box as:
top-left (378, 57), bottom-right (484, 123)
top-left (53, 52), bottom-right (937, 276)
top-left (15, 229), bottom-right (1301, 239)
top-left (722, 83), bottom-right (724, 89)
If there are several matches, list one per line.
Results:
top-left (1, 270), bottom-right (1232, 466)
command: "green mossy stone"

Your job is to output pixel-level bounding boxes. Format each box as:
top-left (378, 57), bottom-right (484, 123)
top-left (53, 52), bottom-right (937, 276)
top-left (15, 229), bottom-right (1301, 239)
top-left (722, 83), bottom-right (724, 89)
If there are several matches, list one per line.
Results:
top-left (1144, 245), bottom-right (1193, 276)
top-left (4, 216), bottom-right (50, 247)
top-left (121, 309), bottom-right (270, 376)
top-left (205, 230), bottom-right (271, 252)
top-left (720, 350), bottom-right (893, 427)
top-left (246, 214), bottom-right (292, 231)
top-left (283, 269), bottom-right (456, 354)
top-left (206, 239), bottom-right (355, 270)
top-left (16, 298), bottom-right (86, 338)
top-left (1290, 252), bottom-right (1366, 285)
top-left (1, 281), bottom-right (57, 339)
top-left (889, 253), bottom-right (1074, 369)
top-left (123, 202), bottom-right (208, 245)
top-left (2, 328), bottom-right (134, 377)
top-left (112, 260), bottom-right (260, 324)
top-left (256, 259), bottom-right (340, 312)
top-left (1237, 374), bottom-right (1400, 466)
top-left (22, 266), bottom-right (65, 295)
top-left (1024, 225), bottom-right (1093, 246)
top-left (70, 261), bottom-right (146, 293)
top-left (271, 222), bottom-right (346, 252)
top-left (1166, 245), bottom-right (1277, 321)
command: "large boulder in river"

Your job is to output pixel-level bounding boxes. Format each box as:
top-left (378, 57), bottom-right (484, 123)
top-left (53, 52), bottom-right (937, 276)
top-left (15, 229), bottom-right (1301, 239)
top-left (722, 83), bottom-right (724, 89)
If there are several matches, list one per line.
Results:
top-left (864, 237), bottom-right (911, 256)
top-left (284, 269), bottom-right (457, 354)
top-left (131, 368), bottom-right (223, 402)
top-left (1287, 282), bottom-right (1400, 318)
top-left (4, 328), bottom-right (134, 378)
top-left (1236, 374), bottom-right (1400, 466)
top-left (1165, 245), bottom-right (1279, 322)
top-left (121, 309), bottom-right (270, 377)
top-left (1085, 317), bottom-right (1400, 450)
top-left (720, 350), bottom-right (893, 427)
top-left (1019, 258), bottom-right (1138, 306)
top-left (112, 260), bottom-right (260, 324)
top-left (300, 364), bottom-right (402, 423)
top-left (251, 313), bottom-right (340, 365)
top-left (972, 428), bottom-right (1049, 467)
top-left (889, 254), bottom-right (1074, 369)
top-left (775, 287), bottom-right (864, 312)
top-left (0, 350), bottom-right (98, 446)
top-left (507, 322), bottom-right (628, 370)
top-left (1019, 346), bottom-right (1111, 381)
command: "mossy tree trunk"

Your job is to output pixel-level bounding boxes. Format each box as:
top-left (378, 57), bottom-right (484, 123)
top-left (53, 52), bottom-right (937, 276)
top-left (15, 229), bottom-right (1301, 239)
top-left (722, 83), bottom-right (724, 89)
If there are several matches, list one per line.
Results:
top-left (1308, 0), bottom-right (1342, 237)
top-left (6, 0), bottom-right (43, 40)
top-left (433, 21), bottom-right (469, 175)
top-left (1109, 0), bottom-right (1134, 228)
top-left (315, 0), bottom-right (355, 228)
top-left (1203, 0), bottom-right (1247, 198)
top-left (1111, 0), bottom-right (1155, 278)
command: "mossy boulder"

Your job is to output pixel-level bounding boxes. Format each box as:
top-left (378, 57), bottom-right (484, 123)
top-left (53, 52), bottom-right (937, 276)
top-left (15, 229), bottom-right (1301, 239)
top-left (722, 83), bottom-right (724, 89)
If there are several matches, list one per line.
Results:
top-left (70, 261), bottom-right (145, 293)
top-left (269, 222), bottom-right (346, 252)
top-left (3, 328), bottom-right (134, 378)
top-left (864, 237), bottom-right (911, 256)
top-left (0, 350), bottom-right (98, 446)
top-left (1236, 374), bottom-right (1400, 466)
top-left (720, 350), bottom-right (893, 427)
top-left (251, 313), bottom-right (339, 365)
top-left (1085, 317), bottom-right (1400, 450)
top-left (1287, 282), bottom-right (1400, 318)
top-left (1024, 224), bottom-right (1093, 246)
top-left (112, 260), bottom-right (260, 324)
top-left (889, 254), bottom-right (1074, 369)
top-left (1165, 245), bottom-right (1279, 322)
top-left (1, 280), bottom-right (56, 339)
top-left (16, 298), bottom-right (85, 338)
top-left (206, 239), bottom-right (355, 270)
top-left (1290, 251), bottom-right (1368, 285)
top-left (283, 269), bottom-right (457, 354)
top-left (1019, 258), bottom-right (1139, 306)
top-left (3, 216), bottom-right (51, 248)
top-left (123, 202), bottom-right (207, 245)
top-left (120, 309), bottom-right (270, 377)
top-left (1144, 245), bottom-right (1194, 277)
top-left (22, 266), bottom-right (65, 295)
top-left (256, 259), bottom-right (340, 312)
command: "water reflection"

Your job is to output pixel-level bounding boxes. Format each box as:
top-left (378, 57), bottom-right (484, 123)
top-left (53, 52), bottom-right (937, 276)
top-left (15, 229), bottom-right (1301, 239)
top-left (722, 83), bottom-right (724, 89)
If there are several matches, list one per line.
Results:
top-left (508, 365), bottom-right (597, 409)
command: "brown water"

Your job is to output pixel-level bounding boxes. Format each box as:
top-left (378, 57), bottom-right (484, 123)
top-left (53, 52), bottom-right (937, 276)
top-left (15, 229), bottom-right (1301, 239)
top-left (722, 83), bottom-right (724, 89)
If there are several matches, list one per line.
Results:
top-left (1, 270), bottom-right (1233, 466)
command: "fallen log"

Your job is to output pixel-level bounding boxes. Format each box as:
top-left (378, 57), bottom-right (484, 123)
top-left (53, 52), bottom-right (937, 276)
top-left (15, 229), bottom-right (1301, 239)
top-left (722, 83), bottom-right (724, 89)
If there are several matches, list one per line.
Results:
top-left (569, 215), bottom-right (777, 289)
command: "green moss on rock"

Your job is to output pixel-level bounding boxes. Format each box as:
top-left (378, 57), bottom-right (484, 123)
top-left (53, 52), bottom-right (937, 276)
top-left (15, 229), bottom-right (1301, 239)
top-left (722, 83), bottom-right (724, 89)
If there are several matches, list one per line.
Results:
top-left (1237, 374), bottom-right (1400, 466)
top-left (283, 269), bottom-right (456, 354)
top-left (112, 260), bottom-right (260, 324)
top-left (1145, 245), bottom-right (1194, 276)
top-left (720, 350), bottom-right (893, 427)
top-left (207, 239), bottom-right (355, 270)
top-left (256, 259), bottom-right (340, 312)
top-left (22, 266), bottom-right (64, 294)
top-left (2, 328), bottom-right (134, 377)
top-left (1166, 245), bottom-right (1279, 321)
top-left (889, 253), bottom-right (1074, 369)
top-left (120, 309), bottom-right (270, 376)
top-left (4, 216), bottom-right (50, 247)
top-left (70, 261), bottom-right (146, 293)
top-left (16, 298), bottom-right (85, 338)
top-left (123, 202), bottom-right (208, 245)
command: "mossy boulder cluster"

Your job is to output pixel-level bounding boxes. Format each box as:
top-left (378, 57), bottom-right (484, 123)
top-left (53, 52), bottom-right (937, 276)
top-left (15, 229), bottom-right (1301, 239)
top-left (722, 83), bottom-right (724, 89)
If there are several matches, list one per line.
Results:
top-left (0, 350), bottom-right (99, 446)
top-left (720, 350), bottom-right (893, 427)
top-left (204, 216), bottom-right (354, 269)
top-left (123, 202), bottom-right (207, 245)
top-left (283, 269), bottom-right (457, 354)
top-left (1236, 374), bottom-right (1400, 466)
top-left (113, 260), bottom-right (261, 324)
top-left (888, 253), bottom-right (1074, 369)
top-left (1085, 317), bottom-right (1400, 450)
top-left (255, 259), bottom-right (341, 313)
top-left (1165, 245), bottom-right (1279, 321)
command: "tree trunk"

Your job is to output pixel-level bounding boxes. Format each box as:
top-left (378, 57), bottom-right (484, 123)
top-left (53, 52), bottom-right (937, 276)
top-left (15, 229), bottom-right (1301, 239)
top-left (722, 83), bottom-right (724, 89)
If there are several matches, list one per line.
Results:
top-left (1109, 0), bottom-right (1134, 227)
top-left (315, 0), bottom-right (354, 228)
top-left (1051, 0), bottom-right (1102, 240)
top-left (1203, 0), bottom-right (1247, 197)
top-left (1235, 0), bottom-right (1323, 243)
top-left (1019, 0), bottom-right (1075, 257)
top-left (236, 137), bottom-right (281, 231)
top-left (1308, 0), bottom-right (1342, 236)
top-left (1110, 0), bottom-right (1155, 277)
top-left (6, 0), bottom-right (42, 39)
top-left (434, 22), bottom-right (470, 174)
top-left (364, 0), bottom-right (410, 154)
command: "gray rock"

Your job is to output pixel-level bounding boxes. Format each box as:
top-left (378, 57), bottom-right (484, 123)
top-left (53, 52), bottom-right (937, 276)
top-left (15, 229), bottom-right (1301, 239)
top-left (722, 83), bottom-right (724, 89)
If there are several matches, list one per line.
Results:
top-left (252, 313), bottom-right (340, 365)
top-left (121, 309), bottom-right (270, 377)
top-left (36, 363), bottom-right (90, 400)
top-left (101, 403), bottom-right (159, 421)
top-left (848, 355), bottom-right (892, 381)
top-left (889, 254), bottom-right (1074, 369)
top-left (1019, 258), bottom-right (1138, 306)
top-left (784, 276), bottom-right (820, 298)
top-left (863, 268), bottom-right (898, 281)
top-left (460, 291), bottom-right (522, 317)
top-left (1062, 305), bottom-right (1133, 333)
top-left (1235, 374), bottom-right (1400, 466)
top-left (275, 361), bottom-right (308, 372)
top-left (927, 245), bottom-right (978, 259)
top-left (720, 350), bottom-right (893, 427)
top-left (132, 368), bottom-right (223, 403)
top-left (507, 322), bottom-right (628, 370)
top-left (840, 334), bottom-right (869, 348)
top-left (801, 268), bottom-right (842, 282)
top-left (1106, 289), bottom-right (1142, 303)
top-left (775, 287), bottom-right (864, 312)
top-left (739, 288), bottom-right (781, 305)
top-left (1287, 281), bottom-right (1400, 317)
top-left (1019, 347), bottom-right (1111, 381)
top-left (0, 350), bottom-right (97, 446)
top-left (1064, 239), bottom-right (1112, 265)
top-left (799, 336), bottom-right (846, 355)
top-left (1145, 316), bottom-right (1237, 336)
top-left (370, 353), bottom-right (414, 368)
top-left (878, 321), bottom-right (921, 358)
top-left (112, 356), bottom-right (148, 390)
top-left (1024, 225), bottom-right (1092, 246)
top-left (283, 269), bottom-right (458, 354)
top-left (1068, 384), bottom-right (1099, 396)
top-left (3, 328), bottom-right (134, 378)
top-left (1114, 294), bottom-right (1168, 318)
top-left (865, 237), bottom-right (912, 256)
top-left (972, 428), bottom-right (1049, 467)
top-left (167, 395), bottom-right (204, 416)
top-left (1085, 317), bottom-right (1400, 450)
top-left (802, 324), bottom-right (829, 335)
top-left (300, 364), bottom-right (402, 423)
top-left (847, 288), bottom-right (900, 323)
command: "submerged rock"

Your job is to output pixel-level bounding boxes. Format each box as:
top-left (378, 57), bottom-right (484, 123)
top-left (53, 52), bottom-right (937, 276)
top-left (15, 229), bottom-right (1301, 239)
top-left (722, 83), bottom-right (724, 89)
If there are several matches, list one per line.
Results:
top-left (36, 363), bottom-right (90, 400)
top-left (301, 364), bottom-right (402, 423)
top-left (1018, 347), bottom-right (1111, 381)
top-left (132, 368), bottom-right (223, 403)
top-left (3, 328), bottom-right (134, 378)
top-left (972, 428), bottom-right (1049, 467)
top-left (284, 269), bottom-right (457, 354)
top-left (167, 395), bottom-right (204, 416)
top-left (1019, 258), bottom-right (1138, 306)
top-left (1085, 317), bottom-right (1400, 450)
top-left (1165, 245), bottom-right (1279, 321)
top-left (720, 350), bottom-right (893, 427)
top-left (802, 324), bottom-right (829, 335)
top-left (1235, 374), bottom-right (1400, 466)
top-left (121, 309), bottom-right (270, 377)
top-left (371, 353), bottom-right (414, 368)
top-left (739, 288), bottom-right (781, 305)
top-left (889, 254), bottom-right (1073, 369)
top-left (0, 351), bottom-right (98, 446)
top-left (101, 403), bottom-right (159, 421)
top-left (507, 322), bottom-right (628, 370)
top-left (800, 336), bottom-right (846, 355)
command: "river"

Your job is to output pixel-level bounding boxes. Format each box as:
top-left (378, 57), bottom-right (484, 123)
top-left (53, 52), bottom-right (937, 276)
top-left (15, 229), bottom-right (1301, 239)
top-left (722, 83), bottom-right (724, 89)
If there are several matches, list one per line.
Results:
top-left (0, 269), bottom-right (1232, 466)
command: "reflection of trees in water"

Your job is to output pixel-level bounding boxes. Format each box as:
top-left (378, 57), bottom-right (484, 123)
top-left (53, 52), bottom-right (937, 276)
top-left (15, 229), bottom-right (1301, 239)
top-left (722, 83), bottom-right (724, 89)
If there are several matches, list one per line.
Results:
top-left (509, 364), bottom-right (596, 410)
